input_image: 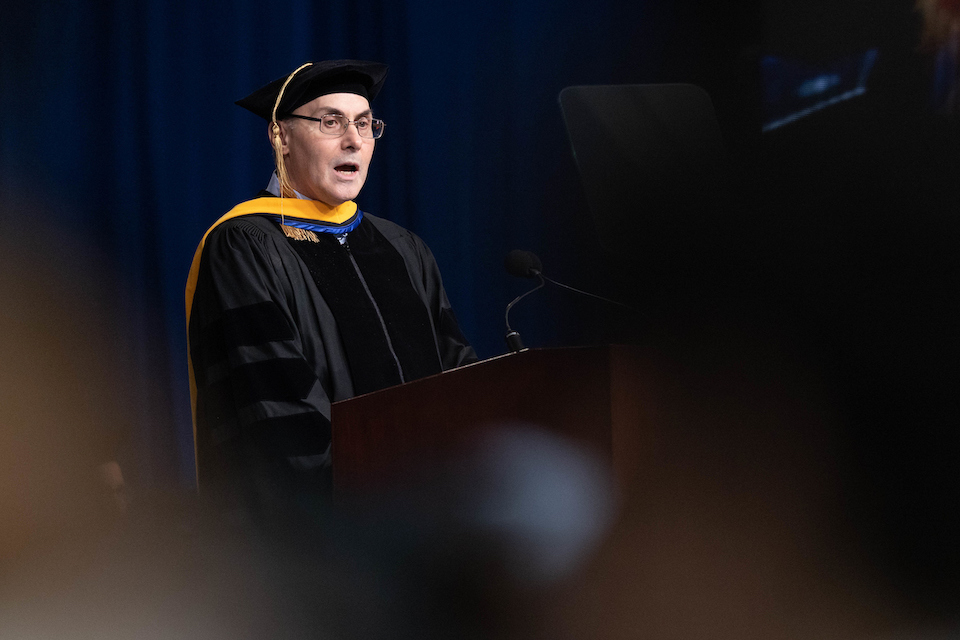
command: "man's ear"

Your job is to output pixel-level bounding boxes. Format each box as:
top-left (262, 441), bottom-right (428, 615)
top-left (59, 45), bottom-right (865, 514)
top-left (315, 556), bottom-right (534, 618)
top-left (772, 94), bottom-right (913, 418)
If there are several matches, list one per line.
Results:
top-left (268, 121), bottom-right (290, 155)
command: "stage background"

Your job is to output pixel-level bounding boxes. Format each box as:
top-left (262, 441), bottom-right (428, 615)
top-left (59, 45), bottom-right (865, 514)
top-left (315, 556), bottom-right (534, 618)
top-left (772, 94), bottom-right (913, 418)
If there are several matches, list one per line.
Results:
top-left (2, 0), bottom-right (957, 510)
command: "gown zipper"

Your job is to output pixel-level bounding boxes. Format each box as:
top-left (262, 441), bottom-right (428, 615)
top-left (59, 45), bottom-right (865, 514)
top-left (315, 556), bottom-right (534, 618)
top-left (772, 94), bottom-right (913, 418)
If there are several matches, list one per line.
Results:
top-left (342, 237), bottom-right (406, 384)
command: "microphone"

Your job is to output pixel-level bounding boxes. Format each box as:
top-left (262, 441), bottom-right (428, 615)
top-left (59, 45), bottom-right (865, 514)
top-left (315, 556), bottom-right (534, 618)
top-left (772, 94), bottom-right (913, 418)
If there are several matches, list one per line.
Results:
top-left (503, 251), bottom-right (545, 352)
top-left (504, 250), bottom-right (543, 279)
top-left (503, 250), bottom-right (638, 352)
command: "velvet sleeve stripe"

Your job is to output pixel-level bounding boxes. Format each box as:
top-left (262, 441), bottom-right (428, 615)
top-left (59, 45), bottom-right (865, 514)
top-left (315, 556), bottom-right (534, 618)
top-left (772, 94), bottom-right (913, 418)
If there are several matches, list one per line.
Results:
top-left (216, 301), bottom-right (296, 347)
top-left (230, 357), bottom-right (319, 406)
top-left (192, 302), bottom-right (297, 388)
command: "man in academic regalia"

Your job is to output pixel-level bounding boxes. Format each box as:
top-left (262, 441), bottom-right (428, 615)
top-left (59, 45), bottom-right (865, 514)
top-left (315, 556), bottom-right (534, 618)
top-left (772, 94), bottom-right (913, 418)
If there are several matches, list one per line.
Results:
top-left (186, 60), bottom-right (477, 523)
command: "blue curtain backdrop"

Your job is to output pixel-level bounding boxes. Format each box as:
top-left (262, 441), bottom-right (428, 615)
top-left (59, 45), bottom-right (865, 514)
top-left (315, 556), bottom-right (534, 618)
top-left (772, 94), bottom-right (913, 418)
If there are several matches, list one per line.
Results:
top-left (3, 0), bottom-right (722, 488)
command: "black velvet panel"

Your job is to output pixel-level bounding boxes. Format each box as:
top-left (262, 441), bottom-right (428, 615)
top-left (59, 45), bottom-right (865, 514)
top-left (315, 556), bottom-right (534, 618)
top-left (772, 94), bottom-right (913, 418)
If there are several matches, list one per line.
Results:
top-left (347, 220), bottom-right (442, 382)
top-left (283, 217), bottom-right (443, 395)
top-left (285, 231), bottom-right (403, 395)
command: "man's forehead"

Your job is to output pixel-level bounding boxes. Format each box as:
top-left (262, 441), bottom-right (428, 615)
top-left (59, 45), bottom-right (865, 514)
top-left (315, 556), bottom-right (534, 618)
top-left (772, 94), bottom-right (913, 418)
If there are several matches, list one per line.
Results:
top-left (300, 93), bottom-right (372, 114)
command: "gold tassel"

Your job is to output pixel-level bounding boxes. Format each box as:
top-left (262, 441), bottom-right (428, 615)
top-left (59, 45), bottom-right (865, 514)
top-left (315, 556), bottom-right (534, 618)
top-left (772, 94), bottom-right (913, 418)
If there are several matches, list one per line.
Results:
top-left (270, 62), bottom-right (319, 204)
top-left (270, 62), bottom-right (315, 219)
top-left (281, 225), bottom-right (320, 243)
top-left (273, 127), bottom-right (297, 199)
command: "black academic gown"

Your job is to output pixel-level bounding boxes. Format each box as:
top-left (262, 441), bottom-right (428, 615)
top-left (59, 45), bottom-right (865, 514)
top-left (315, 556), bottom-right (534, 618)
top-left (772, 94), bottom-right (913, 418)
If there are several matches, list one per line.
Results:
top-left (188, 205), bottom-right (476, 523)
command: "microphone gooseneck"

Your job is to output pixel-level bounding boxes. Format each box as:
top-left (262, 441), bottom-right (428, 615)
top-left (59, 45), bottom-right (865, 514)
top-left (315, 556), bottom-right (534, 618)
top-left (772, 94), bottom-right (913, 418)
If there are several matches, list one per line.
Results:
top-left (502, 249), bottom-right (639, 353)
top-left (503, 250), bottom-right (546, 353)
top-left (504, 272), bottom-right (544, 352)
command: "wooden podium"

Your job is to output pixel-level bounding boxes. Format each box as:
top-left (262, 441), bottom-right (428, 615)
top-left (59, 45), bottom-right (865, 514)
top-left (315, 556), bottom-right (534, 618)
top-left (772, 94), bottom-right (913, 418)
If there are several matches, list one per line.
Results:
top-left (331, 345), bottom-right (657, 492)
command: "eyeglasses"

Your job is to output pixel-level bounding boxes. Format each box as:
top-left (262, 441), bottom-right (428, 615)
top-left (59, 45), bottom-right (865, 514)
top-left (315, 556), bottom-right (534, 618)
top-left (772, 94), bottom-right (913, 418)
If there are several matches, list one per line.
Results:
top-left (287, 113), bottom-right (385, 139)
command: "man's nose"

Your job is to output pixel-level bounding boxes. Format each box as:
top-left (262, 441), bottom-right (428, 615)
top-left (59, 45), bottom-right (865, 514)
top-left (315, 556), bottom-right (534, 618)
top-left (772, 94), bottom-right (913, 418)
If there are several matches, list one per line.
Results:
top-left (341, 122), bottom-right (364, 147)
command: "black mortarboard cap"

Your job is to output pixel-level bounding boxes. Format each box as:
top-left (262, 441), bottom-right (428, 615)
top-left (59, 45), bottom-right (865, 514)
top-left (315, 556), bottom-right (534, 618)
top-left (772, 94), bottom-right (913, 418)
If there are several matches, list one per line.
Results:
top-left (236, 60), bottom-right (388, 121)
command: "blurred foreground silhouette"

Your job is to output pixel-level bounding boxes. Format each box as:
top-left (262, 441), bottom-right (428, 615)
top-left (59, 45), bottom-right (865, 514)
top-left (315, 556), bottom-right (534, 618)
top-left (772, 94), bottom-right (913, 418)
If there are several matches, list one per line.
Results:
top-left (3, 169), bottom-right (959, 640)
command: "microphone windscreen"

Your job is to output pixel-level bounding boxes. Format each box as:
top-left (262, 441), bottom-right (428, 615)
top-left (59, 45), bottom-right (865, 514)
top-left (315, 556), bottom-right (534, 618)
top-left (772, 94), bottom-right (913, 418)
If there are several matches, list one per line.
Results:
top-left (504, 250), bottom-right (543, 278)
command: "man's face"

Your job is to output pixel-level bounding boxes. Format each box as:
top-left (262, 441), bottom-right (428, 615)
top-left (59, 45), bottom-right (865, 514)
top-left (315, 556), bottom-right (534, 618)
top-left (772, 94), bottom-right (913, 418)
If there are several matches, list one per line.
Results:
top-left (281, 92), bottom-right (375, 206)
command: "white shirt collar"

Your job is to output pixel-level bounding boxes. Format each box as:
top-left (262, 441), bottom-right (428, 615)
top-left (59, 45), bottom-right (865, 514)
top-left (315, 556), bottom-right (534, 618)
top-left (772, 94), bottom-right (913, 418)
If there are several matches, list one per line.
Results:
top-left (265, 172), bottom-right (311, 200)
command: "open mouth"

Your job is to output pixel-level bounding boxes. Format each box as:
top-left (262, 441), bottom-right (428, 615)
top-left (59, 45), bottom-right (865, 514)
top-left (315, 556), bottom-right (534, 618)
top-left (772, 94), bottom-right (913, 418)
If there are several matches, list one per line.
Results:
top-left (335, 163), bottom-right (359, 174)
